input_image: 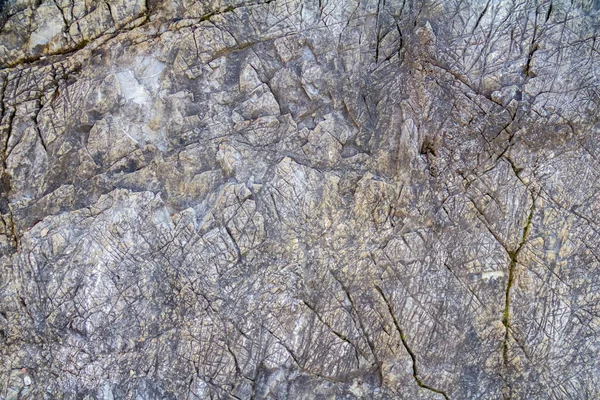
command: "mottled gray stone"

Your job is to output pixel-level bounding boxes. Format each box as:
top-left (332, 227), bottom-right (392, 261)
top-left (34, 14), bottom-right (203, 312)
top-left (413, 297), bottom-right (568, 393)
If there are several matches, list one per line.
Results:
top-left (0, 0), bottom-right (599, 399)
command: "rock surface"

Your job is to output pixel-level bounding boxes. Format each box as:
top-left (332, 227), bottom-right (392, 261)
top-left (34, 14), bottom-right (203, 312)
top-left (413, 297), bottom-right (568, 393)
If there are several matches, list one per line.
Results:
top-left (0, 0), bottom-right (599, 398)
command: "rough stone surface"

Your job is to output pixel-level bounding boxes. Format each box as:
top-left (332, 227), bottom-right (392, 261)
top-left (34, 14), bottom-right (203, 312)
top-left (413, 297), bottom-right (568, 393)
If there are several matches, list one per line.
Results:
top-left (0, 0), bottom-right (599, 399)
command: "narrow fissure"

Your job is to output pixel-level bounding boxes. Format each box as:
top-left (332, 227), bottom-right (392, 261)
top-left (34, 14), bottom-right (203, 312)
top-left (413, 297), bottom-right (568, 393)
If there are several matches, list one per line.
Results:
top-left (374, 284), bottom-right (450, 400)
top-left (501, 194), bottom-right (536, 398)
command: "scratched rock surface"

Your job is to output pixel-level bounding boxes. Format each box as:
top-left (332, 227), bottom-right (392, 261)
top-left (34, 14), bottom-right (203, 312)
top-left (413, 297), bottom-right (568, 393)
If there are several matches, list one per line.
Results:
top-left (1, 0), bottom-right (599, 398)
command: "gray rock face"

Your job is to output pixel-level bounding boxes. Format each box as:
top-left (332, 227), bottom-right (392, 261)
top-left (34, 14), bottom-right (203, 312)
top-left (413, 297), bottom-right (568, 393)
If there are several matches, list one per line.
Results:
top-left (0, 0), bottom-right (599, 398)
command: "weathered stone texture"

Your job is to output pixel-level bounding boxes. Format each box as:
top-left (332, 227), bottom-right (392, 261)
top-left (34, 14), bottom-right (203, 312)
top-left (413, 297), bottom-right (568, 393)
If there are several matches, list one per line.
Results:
top-left (0, 0), bottom-right (599, 398)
